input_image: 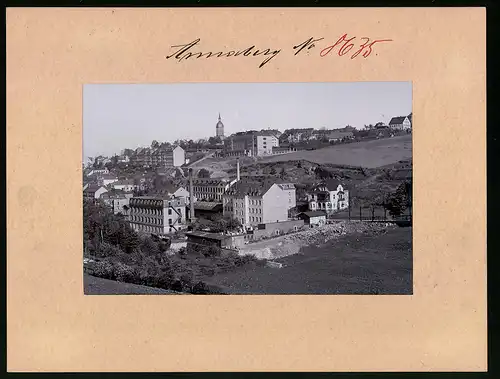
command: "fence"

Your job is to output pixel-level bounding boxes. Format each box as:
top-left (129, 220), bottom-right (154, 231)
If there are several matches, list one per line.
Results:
top-left (328, 205), bottom-right (412, 222)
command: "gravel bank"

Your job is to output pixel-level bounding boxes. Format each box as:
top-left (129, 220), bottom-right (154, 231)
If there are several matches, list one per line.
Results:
top-left (239, 221), bottom-right (396, 260)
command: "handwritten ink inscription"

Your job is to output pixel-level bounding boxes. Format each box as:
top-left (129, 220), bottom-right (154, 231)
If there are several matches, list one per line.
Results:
top-left (166, 35), bottom-right (392, 68)
top-left (318, 34), bottom-right (393, 59)
top-left (166, 38), bottom-right (281, 69)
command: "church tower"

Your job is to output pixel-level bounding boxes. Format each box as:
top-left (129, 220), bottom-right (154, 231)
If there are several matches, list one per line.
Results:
top-left (216, 113), bottom-right (225, 140)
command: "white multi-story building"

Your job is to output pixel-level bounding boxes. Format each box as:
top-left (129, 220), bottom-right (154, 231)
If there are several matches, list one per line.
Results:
top-left (389, 114), bottom-right (412, 131)
top-left (223, 179), bottom-right (296, 227)
top-left (83, 184), bottom-right (108, 201)
top-left (192, 178), bottom-right (238, 202)
top-left (128, 195), bottom-right (187, 235)
top-left (307, 180), bottom-right (349, 214)
top-left (101, 190), bottom-right (130, 215)
top-left (111, 179), bottom-right (136, 192)
top-left (254, 133), bottom-right (279, 156)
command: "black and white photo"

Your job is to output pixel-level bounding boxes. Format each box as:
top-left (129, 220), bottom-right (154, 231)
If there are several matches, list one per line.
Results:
top-left (83, 82), bottom-right (413, 295)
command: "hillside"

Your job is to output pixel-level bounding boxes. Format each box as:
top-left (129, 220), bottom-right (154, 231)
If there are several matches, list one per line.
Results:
top-left (261, 134), bottom-right (412, 168)
top-left (224, 157), bottom-right (412, 206)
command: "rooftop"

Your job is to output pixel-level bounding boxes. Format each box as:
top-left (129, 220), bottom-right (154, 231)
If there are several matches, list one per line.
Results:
top-left (300, 211), bottom-right (327, 218)
top-left (186, 231), bottom-right (242, 241)
top-left (113, 179), bottom-right (135, 186)
top-left (389, 116), bottom-right (408, 125)
top-left (191, 201), bottom-right (223, 211)
top-left (313, 179), bottom-right (344, 192)
top-left (84, 184), bottom-right (106, 193)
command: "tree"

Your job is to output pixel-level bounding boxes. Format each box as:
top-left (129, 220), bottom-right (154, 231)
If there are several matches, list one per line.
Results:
top-left (279, 167), bottom-right (287, 180)
top-left (384, 180), bottom-right (412, 217)
top-left (197, 168), bottom-right (211, 178)
top-left (208, 136), bottom-right (222, 145)
top-left (83, 199), bottom-right (140, 254)
top-left (151, 140), bottom-right (160, 149)
top-left (122, 148), bottom-right (134, 157)
top-left (208, 215), bottom-right (243, 233)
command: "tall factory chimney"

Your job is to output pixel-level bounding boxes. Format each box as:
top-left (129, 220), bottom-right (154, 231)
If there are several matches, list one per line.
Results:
top-left (188, 168), bottom-right (196, 222)
top-left (236, 158), bottom-right (240, 182)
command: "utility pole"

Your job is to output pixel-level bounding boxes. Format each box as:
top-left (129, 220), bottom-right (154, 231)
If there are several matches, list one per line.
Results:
top-left (359, 206), bottom-right (362, 221)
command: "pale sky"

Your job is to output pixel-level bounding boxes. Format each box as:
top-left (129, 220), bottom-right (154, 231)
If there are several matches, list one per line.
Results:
top-left (83, 82), bottom-right (412, 159)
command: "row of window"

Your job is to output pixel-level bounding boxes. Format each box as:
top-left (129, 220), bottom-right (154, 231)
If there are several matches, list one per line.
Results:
top-left (130, 208), bottom-right (163, 215)
top-left (130, 216), bottom-right (163, 224)
top-left (132, 224), bottom-right (164, 233)
top-left (194, 186), bottom-right (224, 193)
top-left (130, 216), bottom-right (181, 225)
top-left (250, 216), bottom-right (262, 223)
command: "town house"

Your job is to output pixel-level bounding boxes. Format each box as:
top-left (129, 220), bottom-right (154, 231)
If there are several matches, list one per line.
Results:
top-left (192, 178), bottom-right (237, 202)
top-left (101, 190), bottom-right (130, 215)
top-left (83, 184), bottom-right (108, 201)
top-left (223, 179), bottom-right (296, 227)
top-left (389, 114), bottom-right (412, 131)
top-left (307, 179), bottom-right (349, 214)
top-left (128, 195), bottom-right (187, 235)
top-left (111, 179), bottom-right (136, 192)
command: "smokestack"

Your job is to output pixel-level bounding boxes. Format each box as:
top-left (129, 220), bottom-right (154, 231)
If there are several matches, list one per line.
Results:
top-left (236, 158), bottom-right (240, 182)
top-left (188, 168), bottom-right (195, 222)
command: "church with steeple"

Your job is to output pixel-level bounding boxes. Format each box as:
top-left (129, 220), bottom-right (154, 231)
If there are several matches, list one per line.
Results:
top-left (216, 113), bottom-right (225, 140)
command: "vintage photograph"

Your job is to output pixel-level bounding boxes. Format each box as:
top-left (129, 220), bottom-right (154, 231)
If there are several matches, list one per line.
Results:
top-left (83, 82), bottom-right (413, 295)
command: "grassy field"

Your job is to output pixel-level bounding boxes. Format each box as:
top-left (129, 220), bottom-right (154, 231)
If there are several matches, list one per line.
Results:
top-left (206, 226), bottom-right (413, 294)
top-left (83, 273), bottom-right (183, 295)
top-left (261, 134), bottom-right (412, 168)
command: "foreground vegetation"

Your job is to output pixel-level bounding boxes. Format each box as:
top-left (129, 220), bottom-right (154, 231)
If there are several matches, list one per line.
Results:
top-left (83, 200), bottom-right (260, 294)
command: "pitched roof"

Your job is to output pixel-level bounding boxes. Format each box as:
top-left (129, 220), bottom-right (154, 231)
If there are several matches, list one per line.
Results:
top-left (185, 231), bottom-right (229, 241)
top-left (112, 179), bottom-right (134, 186)
top-left (312, 179), bottom-right (343, 192)
top-left (192, 178), bottom-right (229, 186)
top-left (225, 178), bottom-right (286, 197)
top-left (327, 131), bottom-right (354, 139)
top-left (300, 211), bottom-right (327, 218)
top-left (101, 173), bottom-right (118, 179)
top-left (154, 182), bottom-right (181, 195)
top-left (186, 231), bottom-right (243, 240)
top-left (191, 201), bottom-right (223, 211)
top-left (324, 179), bottom-right (343, 191)
top-left (389, 116), bottom-right (407, 125)
top-left (277, 183), bottom-right (296, 190)
top-left (84, 184), bottom-right (107, 193)
top-left (101, 189), bottom-right (126, 199)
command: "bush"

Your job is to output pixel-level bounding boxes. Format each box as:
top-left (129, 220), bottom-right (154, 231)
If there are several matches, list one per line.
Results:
top-left (154, 272), bottom-right (176, 290)
top-left (114, 262), bottom-right (138, 283)
top-left (92, 260), bottom-right (115, 280)
top-left (171, 280), bottom-right (184, 292)
top-left (191, 281), bottom-right (211, 294)
top-left (95, 242), bottom-right (124, 258)
top-left (235, 254), bottom-right (257, 267)
top-left (140, 237), bottom-right (161, 256)
top-left (204, 245), bottom-right (221, 258)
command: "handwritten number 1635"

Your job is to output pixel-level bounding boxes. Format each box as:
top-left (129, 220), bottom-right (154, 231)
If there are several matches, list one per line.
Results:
top-left (320, 34), bottom-right (393, 59)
